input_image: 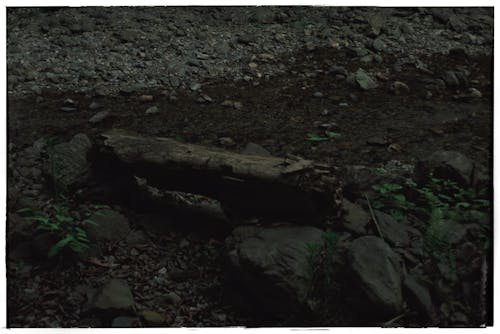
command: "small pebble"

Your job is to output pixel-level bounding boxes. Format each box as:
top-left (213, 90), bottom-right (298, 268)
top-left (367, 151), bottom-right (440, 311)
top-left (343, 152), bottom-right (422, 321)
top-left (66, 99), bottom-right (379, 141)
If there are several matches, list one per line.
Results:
top-left (390, 81), bottom-right (410, 95)
top-left (145, 106), bottom-right (160, 115)
top-left (190, 82), bottom-right (202, 91)
top-left (164, 292), bottom-right (182, 305)
top-left (218, 137), bottom-right (235, 147)
top-left (88, 111), bottom-right (109, 124)
top-left (88, 102), bottom-right (100, 110)
top-left (139, 95), bottom-right (154, 102)
top-left (468, 88), bottom-right (482, 98)
top-left (60, 107), bottom-right (78, 112)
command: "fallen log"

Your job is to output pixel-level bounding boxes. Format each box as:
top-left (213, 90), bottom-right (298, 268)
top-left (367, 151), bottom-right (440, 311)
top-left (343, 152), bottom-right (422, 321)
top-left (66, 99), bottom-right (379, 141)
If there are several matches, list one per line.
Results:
top-left (94, 129), bottom-right (342, 223)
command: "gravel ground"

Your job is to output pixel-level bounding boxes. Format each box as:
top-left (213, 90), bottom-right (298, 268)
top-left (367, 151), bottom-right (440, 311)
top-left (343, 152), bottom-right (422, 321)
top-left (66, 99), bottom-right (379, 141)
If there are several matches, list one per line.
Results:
top-left (7, 7), bottom-right (493, 97)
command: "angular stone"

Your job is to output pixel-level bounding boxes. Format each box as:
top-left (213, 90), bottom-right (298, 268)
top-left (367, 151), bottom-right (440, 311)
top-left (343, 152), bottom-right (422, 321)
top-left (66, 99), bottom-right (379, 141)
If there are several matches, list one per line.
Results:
top-left (416, 150), bottom-right (474, 186)
top-left (342, 199), bottom-right (370, 234)
top-left (403, 275), bottom-right (435, 320)
top-left (90, 279), bottom-right (135, 314)
top-left (89, 111), bottom-right (109, 124)
top-left (226, 225), bottom-right (324, 316)
top-left (140, 310), bottom-right (166, 325)
top-left (374, 210), bottom-right (411, 247)
top-left (45, 133), bottom-right (92, 190)
top-left (85, 209), bottom-right (130, 242)
top-left (355, 68), bottom-right (378, 90)
top-left (111, 316), bottom-right (140, 327)
top-left (367, 12), bottom-right (385, 36)
top-left (348, 236), bottom-right (403, 318)
top-left (145, 106), bottom-right (160, 115)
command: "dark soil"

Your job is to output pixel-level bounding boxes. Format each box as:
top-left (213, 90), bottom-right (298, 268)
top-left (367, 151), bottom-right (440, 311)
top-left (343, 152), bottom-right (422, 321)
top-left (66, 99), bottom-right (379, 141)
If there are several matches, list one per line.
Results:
top-left (9, 48), bottom-right (492, 167)
top-left (6, 45), bottom-right (493, 327)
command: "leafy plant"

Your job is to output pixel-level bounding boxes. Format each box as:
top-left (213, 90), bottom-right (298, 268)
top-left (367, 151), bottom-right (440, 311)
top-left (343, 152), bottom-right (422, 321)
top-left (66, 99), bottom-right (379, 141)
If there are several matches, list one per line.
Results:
top-left (371, 183), bottom-right (415, 221)
top-left (305, 231), bottom-right (339, 302)
top-left (18, 201), bottom-right (104, 258)
top-left (422, 208), bottom-right (458, 274)
top-left (371, 174), bottom-right (491, 275)
top-left (44, 136), bottom-right (65, 195)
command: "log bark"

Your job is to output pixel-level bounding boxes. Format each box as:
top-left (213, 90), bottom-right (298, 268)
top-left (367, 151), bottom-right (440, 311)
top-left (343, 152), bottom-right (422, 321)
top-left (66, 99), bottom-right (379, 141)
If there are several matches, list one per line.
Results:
top-left (94, 129), bottom-right (342, 223)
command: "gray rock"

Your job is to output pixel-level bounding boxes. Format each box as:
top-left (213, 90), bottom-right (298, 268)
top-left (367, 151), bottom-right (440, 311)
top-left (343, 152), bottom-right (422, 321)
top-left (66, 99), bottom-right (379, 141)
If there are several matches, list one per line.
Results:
top-left (342, 199), bottom-right (370, 234)
top-left (162, 292), bottom-right (182, 305)
top-left (111, 316), bottom-right (140, 327)
top-left (60, 106), bottom-right (79, 113)
top-left (240, 142), bottom-right (271, 157)
top-left (355, 68), bottom-right (378, 90)
top-left (89, 101), bottom-right (101, 110)
top-left (118, 29), bottom-right (140, 43)
top-left (416, 150), bottom-right (474, 186)
top-left (443, 71), bottom-right (460, 87)
top-left (140, 310), bottom-right (165, 325)
top-left (367, 12), bottom-right (385, 36)
top-left (341, 164), bottom-right (411, 197)
top-left (190, 82), bottom-right (202, 91)
top-left (237, 34), bottom-right (256, 45)
top-left (89, 279), bottom-right (135, 314)
top-left (252, 7), bottom-right (277, 24)
top-left (125, 230), bottom-right (149, 245)
top-left (348, 236), bottom-right (403, 318)
top-left (329, 65), bottom-right (348, 77)
top-left (374, 210), bottom-right (412, 247)
top-left (226, 224), bottom-right (324, 315)
top-left (443, 70), bottom-right (468, 88)
top-left (403, 275), bottom-right (435, 320)
top-left (145, 106), bottom-right (159, 115)
top-left (94, 86), bottom-right (108, 97)
top-left (44, 133), bottom-right (92, 190)
top-left (78, 317), bottom-right (103, 327)
top-left (89, 111), bottom-right (109, 124)
top-left (85, 208), bottom-right (131, 242)
top-left (372, 38), bottom-right (386, 52)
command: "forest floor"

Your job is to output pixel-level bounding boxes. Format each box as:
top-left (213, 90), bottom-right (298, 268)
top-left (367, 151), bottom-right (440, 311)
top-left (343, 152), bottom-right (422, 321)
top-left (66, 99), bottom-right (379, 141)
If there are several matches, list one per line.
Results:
top-left (6, 7), bottom-right (493, 328)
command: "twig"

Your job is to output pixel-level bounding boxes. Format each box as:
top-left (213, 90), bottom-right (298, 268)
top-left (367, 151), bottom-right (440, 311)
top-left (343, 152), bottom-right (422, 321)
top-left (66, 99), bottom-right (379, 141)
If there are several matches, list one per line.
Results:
top-left (382, 312), bottom-right (406, 327)
top-left (364, 193), bottom-right (384, 241)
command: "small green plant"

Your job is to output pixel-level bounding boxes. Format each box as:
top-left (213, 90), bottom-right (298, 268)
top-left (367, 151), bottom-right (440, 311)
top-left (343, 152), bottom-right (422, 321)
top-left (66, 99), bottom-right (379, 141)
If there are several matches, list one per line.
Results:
top-left (17, 201), bottom-right (104, 258)
top-left (371, 174), bottom-right (491, 276)
top-left (44, 136), bottom-right (65, 195)
top-left (305, 231), bottom-right (339, 301)
top-left (371, 183), bottom-right (415, 221)
top-left (422, 208), bottom-right (458, 274)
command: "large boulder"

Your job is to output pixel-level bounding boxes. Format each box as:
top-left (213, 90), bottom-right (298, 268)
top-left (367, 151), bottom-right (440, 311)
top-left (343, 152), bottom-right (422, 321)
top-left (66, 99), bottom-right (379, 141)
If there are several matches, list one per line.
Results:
top-left (225, 224), bottom-right (324, 316)
top-left (347, 236), bottom-right (404, 319)
top-left (341, 162), bottom-right (413, 198)
top-left (373, 210), bottom-right (421, 248)
top-left (416, 150), bottom-right (487, 187)
top-left (44, 133), bottom-right (92, 190)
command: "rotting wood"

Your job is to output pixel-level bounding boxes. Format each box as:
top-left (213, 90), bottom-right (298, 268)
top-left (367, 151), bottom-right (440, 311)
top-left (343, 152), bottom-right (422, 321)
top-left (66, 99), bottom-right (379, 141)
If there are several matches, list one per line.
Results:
top-left (94, 129), bottom-right (343, 223)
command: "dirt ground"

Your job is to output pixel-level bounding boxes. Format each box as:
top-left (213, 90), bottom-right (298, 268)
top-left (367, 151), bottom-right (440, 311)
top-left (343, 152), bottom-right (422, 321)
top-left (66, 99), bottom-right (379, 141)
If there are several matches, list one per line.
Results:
top-left (8, 48), bottom-right (492, 168)
top-left (6, 42), bottom-right (493, 327)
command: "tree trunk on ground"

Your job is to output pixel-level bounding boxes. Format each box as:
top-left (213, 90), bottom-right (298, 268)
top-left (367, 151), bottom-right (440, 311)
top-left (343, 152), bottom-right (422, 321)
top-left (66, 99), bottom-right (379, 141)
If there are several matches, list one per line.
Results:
top-left (93, 129), bottom-right (342, 223)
